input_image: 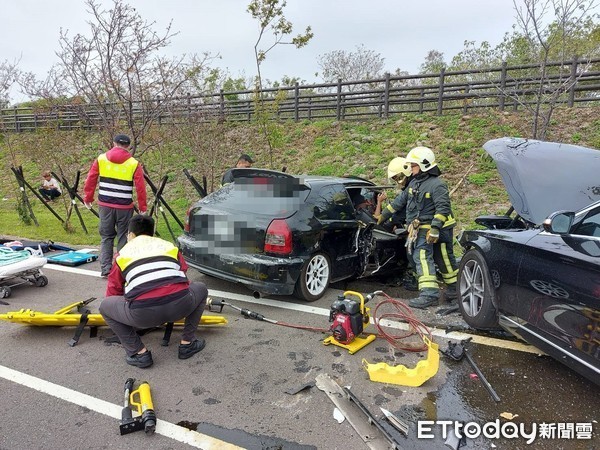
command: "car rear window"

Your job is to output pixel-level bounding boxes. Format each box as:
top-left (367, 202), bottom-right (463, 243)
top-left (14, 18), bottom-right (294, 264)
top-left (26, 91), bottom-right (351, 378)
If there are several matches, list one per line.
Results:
top-left (204, 176), bottom-right (310, 216)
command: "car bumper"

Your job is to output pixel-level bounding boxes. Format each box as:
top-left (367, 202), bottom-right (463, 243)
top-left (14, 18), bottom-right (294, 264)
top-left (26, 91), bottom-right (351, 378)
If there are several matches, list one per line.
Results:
top-left (178, 236), bottom-right (305, 296)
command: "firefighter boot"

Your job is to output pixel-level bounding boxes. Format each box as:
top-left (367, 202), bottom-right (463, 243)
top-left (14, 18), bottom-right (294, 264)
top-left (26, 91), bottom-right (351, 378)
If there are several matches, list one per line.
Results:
top-left (409, 288), bottom-right (439, 309)
top-left (444, 283), bottom-right (458, 303)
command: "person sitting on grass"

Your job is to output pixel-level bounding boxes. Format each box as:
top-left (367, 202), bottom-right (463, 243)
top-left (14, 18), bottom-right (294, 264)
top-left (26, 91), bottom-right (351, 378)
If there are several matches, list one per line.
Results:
top-left (38, 171), bottom-right (62, 201)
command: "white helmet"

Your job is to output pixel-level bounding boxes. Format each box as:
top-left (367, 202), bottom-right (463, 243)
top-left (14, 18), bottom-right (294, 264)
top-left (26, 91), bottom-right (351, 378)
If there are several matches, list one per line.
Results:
top-left (405, 146), bottom-right (437, 172)
top-left (387, 157), bottom-right (411, 181)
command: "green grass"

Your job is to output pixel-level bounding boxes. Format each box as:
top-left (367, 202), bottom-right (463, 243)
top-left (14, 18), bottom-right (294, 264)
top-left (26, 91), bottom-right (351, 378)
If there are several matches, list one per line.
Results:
top-left (2, 107), bottom-right (599, 246)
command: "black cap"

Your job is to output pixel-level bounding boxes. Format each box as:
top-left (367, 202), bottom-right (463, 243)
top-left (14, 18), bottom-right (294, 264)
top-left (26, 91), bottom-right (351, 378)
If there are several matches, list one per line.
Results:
top-left (238, 153), bottom-right (254, 164)
top-left (114, 134), bottom-right (131, 146)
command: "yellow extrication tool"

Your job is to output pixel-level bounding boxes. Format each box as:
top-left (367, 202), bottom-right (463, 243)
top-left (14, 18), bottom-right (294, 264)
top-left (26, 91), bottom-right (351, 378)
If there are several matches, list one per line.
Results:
top-left (120, 378), bottom-right (156, 435)
top-left (362, 336), bottom-right (439, 387)
top-left (0, 297), bottom-right (227, 346)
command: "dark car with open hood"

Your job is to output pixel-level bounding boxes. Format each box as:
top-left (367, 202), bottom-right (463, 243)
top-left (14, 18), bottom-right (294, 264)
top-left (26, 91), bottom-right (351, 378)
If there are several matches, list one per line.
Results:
top-left (458, 137), bottom-right (600, 385)
top-left (178, 168), bottom-right (407, 301)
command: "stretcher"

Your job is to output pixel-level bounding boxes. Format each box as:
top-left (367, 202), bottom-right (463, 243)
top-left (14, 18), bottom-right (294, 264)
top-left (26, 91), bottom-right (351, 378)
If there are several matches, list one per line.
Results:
top-left (0, 246), bottom-right (48, 302)
top-left (0, 298), bottom-right (228, 346)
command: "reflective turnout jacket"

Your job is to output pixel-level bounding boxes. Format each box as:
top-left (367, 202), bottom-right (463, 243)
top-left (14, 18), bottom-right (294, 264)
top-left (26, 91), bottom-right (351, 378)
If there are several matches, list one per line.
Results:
top-left (116, 235), bottom-right (188, 301)
top-left (381, 173), bottom-right (456, 230)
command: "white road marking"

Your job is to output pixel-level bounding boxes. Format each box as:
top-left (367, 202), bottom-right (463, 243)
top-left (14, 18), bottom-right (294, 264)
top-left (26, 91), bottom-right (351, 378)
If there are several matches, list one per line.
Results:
top-left (43, 265), bottom-right (542, 354)
top-left (0, 364), bottom-right (242, 449)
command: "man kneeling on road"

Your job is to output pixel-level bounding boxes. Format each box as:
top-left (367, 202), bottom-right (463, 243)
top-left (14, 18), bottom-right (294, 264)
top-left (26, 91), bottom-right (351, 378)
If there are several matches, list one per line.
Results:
top-left (100, 214), bottom-right (208, 368)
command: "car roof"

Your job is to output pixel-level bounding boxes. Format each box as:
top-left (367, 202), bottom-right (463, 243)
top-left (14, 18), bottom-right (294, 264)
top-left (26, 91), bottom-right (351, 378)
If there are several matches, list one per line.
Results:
top-left (230, 168), bottom-right (376, 188)
top-left (483, 138), bottom-right (600, 225)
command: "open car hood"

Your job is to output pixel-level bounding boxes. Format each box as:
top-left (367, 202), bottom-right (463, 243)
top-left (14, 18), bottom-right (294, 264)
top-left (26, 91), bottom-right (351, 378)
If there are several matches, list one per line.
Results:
top-left (483, 138), bottom-right (600, 225)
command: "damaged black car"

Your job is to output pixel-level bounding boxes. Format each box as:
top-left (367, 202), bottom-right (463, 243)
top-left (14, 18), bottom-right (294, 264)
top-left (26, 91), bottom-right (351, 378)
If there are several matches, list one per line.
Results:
top-left (178, 169), bottom-right (407, 301)
top-left (458, 137), bottom-right (600, 385)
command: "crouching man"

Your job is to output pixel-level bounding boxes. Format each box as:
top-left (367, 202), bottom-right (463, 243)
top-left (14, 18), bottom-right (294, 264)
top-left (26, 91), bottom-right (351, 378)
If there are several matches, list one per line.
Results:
top-left (100, 214), bottom-right (207, 368)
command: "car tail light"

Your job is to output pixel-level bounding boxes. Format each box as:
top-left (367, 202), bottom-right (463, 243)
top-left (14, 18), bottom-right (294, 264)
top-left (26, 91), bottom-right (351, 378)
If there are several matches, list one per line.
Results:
top-left (184, 207), bottom-right (192, 232)
top-left (264, 219), bottom-right (292, 254)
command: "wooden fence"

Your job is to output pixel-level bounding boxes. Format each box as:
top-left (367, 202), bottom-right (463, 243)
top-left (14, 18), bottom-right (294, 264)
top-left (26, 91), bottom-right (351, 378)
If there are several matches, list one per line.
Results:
top-left (2, 58), bottom-right (600, 132)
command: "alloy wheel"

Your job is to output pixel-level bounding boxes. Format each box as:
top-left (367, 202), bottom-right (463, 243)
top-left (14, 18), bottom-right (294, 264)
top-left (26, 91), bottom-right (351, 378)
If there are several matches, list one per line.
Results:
top-left (459, 259), bottom-right (486, 317)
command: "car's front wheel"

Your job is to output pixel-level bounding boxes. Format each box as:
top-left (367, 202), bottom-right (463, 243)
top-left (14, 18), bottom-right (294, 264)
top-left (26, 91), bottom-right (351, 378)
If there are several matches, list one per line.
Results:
top-left (457, 249), bottom-right (499, 329)
top-left (294, 252), bottom-right (331, 302)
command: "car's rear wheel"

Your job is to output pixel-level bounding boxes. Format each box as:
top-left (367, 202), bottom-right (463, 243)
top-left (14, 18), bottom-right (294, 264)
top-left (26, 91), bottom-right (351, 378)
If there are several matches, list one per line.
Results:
top-left (294, 252), bottom-right (331, 302)
top-left (457, 249), bottom-right (499, 329)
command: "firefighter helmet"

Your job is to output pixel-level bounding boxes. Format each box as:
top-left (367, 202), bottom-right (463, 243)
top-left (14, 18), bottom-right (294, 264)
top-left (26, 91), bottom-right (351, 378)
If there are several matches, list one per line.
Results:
top-left (387, 157), bottom-right (411, 181)
top-left (405, 146), bottom-right (437, 172)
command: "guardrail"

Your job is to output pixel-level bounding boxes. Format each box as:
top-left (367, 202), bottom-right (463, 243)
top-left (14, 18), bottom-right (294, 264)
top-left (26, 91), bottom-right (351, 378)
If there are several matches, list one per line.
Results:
top-left (2, 58), bottom-right (599, 132)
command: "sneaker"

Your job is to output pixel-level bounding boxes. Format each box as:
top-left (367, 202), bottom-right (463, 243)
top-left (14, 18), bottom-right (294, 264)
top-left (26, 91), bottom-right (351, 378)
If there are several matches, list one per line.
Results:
top-left (100, 271), bottom-right (110, 278)
top-left (178, 338), bottom-right (206, 360)
top-left (409, 296), bottom-right (438, 309)
top-left (126, 350), bottom-right (153, 368)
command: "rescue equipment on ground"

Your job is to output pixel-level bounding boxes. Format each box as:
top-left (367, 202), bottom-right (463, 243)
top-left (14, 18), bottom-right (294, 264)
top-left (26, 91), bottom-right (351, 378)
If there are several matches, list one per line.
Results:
top-left (323, 290), bottom-right (377, 354)
top-left (120, 378), bottom-right (156, 435)
top-left (0, 298), bottom-right (228, 346)
top-left (362, 336), bottom-right (439, 387)
top-left (0, 246), bottom-right (48, 303)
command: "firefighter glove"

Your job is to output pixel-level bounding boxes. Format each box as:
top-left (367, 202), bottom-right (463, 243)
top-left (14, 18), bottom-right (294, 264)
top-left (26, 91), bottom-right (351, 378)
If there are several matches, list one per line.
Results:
top-left (426, 227), bottom-right (439, 244)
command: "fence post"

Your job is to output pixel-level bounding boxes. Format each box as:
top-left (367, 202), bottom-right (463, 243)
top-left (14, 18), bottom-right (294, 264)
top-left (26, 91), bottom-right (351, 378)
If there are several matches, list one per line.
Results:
top-left (14, 106), bottom-right (20, 132)
top-left (463, 85), bottom-right (470, 115)
top-left (307, 98), bottom-right (312, 120)
top-left (437, 68), bottom-right (445, 115)
top-left (157, 96), bottom-right (162, 125)
top-left (499, 61), bottom-right (507, 111)
top-left (419, 88), bottom-right (424, 114)
top-left (336, 78), bottom-right (342, 120)
top-left (384, 72), bottom-right (390, 118)
top-left (220, 89), bottom-right (225, 121)
top-left (513, 83), bottom-right (519, 111)
top-left (568, 57), bottom-right (578, 107)
top-left (294, 82), bottom-right (300, 122)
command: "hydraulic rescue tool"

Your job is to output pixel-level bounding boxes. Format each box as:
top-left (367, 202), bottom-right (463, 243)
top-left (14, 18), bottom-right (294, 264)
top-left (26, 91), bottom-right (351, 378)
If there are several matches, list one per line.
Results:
top-left (442, 339), bottom-right (501, 402)
top-left (120, 378), bottom-right (157, 435)
top-left (323, 290), bottom-right (379, 354)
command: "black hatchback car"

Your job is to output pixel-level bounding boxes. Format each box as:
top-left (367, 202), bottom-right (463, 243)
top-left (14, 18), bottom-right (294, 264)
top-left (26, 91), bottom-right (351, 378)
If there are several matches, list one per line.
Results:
top-left (178, 169), bottom-right (407, 301)
top-left (458, 138), bottom-right (600, 385)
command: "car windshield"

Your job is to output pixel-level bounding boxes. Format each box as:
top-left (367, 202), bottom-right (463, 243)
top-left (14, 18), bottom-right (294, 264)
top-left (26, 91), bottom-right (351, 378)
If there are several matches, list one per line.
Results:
top-left (203, 176), bottom-right (310, 216)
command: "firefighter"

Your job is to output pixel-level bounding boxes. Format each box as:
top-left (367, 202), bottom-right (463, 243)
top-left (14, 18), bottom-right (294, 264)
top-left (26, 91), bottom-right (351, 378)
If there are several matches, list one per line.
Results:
top-left (378, 147), bottom-right (458, 308)
top-left (375, 157), bottom-right (418, 291)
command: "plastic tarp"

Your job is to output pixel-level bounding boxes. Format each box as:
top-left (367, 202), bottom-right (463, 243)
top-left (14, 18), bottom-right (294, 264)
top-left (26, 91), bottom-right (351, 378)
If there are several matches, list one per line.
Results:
top-left (483, 138), bottom-right (600, 225)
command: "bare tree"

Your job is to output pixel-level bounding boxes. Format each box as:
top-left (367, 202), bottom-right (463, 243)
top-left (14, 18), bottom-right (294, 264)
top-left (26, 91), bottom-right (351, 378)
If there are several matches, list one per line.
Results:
top-left (0, 59), bottom-right (20, 108)
top-left (511, 0), bottom-right (599, 139)
top-left (247, 0), bottom-right (313, 165)
top-left (20, 0), bottom-right (217, 155)
top-left (317, 45), bottom-right (386, 89)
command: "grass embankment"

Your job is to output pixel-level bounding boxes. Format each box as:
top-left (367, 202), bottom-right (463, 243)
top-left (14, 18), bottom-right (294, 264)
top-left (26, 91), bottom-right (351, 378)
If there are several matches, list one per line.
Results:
top-left (1, 107), bottom-right (599, 247)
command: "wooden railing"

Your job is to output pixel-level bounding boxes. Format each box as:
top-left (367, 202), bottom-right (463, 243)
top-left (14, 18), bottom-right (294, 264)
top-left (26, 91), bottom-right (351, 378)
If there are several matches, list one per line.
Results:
top-left (2, 58), bottom-right (600, 132)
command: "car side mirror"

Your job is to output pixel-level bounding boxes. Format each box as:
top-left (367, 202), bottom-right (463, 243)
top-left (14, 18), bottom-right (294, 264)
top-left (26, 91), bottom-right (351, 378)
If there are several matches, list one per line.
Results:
top-left (543, 211), bottom-right (574, 234)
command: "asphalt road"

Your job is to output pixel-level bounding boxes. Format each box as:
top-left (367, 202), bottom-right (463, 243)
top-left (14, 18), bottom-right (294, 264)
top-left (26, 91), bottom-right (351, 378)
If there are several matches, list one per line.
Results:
top-left (0, 251), bottom-right (597, 450)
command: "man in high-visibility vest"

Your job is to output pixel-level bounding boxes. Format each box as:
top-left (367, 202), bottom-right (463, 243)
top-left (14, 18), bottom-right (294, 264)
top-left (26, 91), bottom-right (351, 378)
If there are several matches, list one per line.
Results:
top-left (84, 134), bottom-right (147, 277)
top-left (100, 214), bottom-right (208, 368)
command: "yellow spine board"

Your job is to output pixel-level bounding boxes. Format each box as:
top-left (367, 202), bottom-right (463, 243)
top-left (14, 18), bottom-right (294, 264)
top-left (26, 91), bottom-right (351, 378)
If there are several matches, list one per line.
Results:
top-left (362, 337), bottom-right (439, 387)
top-left (0, 309), bottom-right (227, 327)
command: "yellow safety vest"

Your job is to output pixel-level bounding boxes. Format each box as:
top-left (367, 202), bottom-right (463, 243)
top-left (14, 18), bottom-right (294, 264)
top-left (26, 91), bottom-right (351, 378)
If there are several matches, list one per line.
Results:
top-left (97, 154), bottom-right (139, 206)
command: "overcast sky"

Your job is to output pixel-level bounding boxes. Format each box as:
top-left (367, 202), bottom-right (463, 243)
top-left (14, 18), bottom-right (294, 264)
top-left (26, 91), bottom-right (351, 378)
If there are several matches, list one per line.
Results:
top-left (3, 0), bottom-right (523, 102)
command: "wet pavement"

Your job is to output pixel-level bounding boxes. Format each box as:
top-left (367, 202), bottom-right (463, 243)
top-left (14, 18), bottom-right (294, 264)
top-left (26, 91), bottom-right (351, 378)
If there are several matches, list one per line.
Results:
top-left (0, 254), bottom-right (598, 449)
